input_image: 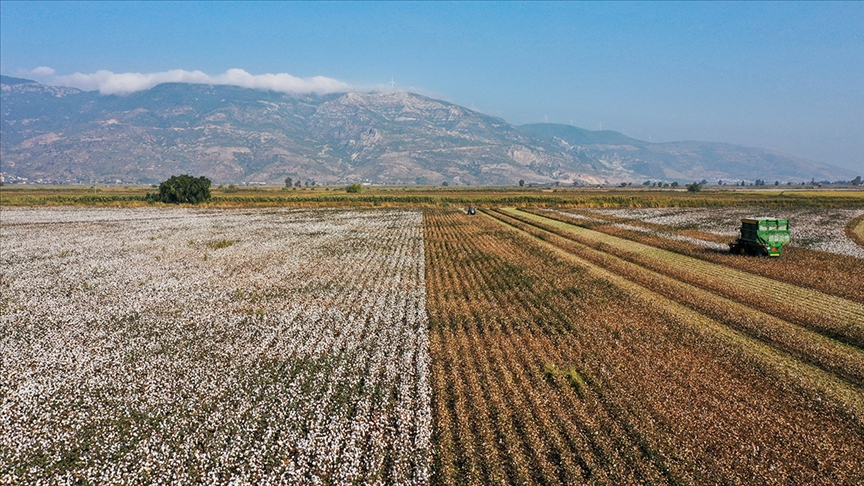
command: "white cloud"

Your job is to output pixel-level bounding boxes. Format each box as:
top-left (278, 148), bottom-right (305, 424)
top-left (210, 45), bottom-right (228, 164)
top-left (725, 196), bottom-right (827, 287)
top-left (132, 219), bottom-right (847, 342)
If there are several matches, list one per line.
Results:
top-left (31, 68), bottom-right (354, 95)
top-left (28, 66), bottom-right (56, 77)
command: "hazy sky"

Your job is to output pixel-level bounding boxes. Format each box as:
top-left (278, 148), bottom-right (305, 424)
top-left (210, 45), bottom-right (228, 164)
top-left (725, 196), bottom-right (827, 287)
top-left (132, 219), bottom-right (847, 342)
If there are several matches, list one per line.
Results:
top-left (2, 1), bottom-right (862, 172)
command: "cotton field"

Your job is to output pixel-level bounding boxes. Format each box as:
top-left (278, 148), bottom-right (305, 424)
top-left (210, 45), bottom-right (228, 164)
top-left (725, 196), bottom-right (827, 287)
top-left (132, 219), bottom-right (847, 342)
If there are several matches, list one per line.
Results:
top-left (0, 207), bottom-right (431, 485)
top-left (581, 207), bottom-right (864, 258)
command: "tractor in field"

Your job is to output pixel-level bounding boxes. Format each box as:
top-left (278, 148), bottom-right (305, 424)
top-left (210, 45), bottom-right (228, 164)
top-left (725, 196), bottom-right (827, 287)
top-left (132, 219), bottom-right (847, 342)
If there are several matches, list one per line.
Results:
top-left (467, 206), bottom-right (477, 215)
top-left (729, 218), bottom-right (790, 257)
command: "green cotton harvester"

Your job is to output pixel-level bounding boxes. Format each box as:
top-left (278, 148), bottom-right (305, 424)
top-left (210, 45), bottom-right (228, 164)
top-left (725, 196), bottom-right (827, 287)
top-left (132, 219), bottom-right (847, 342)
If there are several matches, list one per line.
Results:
top-left (729, 218), bottom-right (791, 257)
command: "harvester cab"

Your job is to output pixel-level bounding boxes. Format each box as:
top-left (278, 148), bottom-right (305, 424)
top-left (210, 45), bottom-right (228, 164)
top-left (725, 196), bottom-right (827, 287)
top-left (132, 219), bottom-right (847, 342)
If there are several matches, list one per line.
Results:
top-left (467, 206), bottom-right (477, 215)
top-left (729, 218), bottom-right (790, 257)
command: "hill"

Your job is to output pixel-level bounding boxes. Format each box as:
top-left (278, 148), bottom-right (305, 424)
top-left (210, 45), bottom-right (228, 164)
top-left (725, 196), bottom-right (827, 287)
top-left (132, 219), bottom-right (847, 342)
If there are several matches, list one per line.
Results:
top-left (520, 123), bottom-right (855, 183)
top-left (1, 76), bottom-right (855, 185)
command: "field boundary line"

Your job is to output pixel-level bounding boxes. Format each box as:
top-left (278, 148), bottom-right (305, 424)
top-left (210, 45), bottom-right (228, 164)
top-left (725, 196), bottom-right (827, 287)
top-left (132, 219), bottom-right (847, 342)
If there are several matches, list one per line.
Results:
top-left (481, 211), bottom-right (864, 428)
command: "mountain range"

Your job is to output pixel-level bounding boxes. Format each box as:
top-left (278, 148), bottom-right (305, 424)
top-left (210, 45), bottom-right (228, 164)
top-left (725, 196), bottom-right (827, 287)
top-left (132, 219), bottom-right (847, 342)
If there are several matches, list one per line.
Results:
top-left (1, 75), bottom-right (855, 185)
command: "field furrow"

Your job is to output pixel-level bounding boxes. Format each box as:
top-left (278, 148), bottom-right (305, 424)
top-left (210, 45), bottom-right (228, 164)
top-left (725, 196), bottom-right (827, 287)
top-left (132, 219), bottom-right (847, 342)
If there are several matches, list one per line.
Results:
top-left (488, 208), bottom-right (864, 388)
top-left (425, 209), bottom-right (864, 484)
top-left (424, 212), bottom-right (661, 484)
top-left (487, 209), bottom-right (864, 417)
top-left (537, 208), bottom-right (864, 304)
top-left (509, 208), bottom-right (864, 348)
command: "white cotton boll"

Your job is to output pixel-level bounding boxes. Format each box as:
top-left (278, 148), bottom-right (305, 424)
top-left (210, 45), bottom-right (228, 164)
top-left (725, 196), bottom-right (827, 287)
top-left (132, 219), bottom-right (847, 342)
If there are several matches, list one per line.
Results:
top-left (0, 207), bottom-right (431, 484)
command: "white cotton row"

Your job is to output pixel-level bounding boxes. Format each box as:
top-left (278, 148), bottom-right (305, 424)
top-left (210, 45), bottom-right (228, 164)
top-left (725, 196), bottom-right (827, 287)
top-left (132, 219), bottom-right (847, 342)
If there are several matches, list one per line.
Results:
top-left (0, 207), bottom-right (432, 485)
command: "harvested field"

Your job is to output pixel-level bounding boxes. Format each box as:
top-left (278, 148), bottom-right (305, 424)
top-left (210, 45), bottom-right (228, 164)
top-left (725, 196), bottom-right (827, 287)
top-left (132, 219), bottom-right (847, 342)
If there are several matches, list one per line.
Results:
top-left (538, 208), bottom-right (864, 303)
top-left (426, 210), bottom-right (864, 484)
top-left (506, 209), bottom-right (864, 347)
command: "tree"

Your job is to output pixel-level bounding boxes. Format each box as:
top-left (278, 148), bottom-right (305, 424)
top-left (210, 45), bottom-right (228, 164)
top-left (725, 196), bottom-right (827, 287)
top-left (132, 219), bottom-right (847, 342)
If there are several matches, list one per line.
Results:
top-left (852, 176), bottom-right (862, 186)
top-left (284, 177), bottom-right (292, 188)
top-left (149, 174), bottom-right (212, 204)
top-left (670, 181), bottom-right (679, 188)
top-left (686, 182), bottom-right (701, 193)
top-left (346, 183), bottom-right (362, 193)
top-left (519, 179), bottom-right (525, 187)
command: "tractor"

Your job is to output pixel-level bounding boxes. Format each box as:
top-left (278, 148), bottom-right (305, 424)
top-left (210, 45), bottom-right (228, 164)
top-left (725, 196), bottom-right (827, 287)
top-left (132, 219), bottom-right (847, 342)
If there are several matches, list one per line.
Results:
top-left (467, 206), bottom-right (477, 215)
top-left (729, 218), bottom-right (790, 257)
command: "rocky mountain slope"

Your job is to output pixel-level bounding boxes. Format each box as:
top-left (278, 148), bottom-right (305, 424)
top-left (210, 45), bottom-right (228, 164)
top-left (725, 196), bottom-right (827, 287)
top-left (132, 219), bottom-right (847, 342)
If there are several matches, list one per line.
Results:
top-left (1, 75), bottom-right (855, 185)
top-left (520, 123), bottom-right (855, 184)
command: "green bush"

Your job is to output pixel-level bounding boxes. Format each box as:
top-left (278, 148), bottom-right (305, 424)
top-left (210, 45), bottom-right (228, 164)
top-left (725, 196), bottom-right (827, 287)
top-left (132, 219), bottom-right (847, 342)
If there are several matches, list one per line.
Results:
top-left (543, 363), bottom-right (587, 397)
top-left (686, 182), bottom-right (702, 193)
top-left (346, 183), bottom-right (363, 193)
top-left (148, 175), bottom-right (212, 204)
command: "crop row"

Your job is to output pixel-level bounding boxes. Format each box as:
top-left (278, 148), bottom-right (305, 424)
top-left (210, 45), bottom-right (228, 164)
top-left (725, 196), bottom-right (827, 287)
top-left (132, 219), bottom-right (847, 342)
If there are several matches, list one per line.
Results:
top-left (544, 207), bottom-right (864, 303)
top-left (424, 211), bottom-right (672, 484)
top-left (1, 207), bottom-right (431, 485)
top-left (489, 208), bottom-right (864, 391)
top-left (425, 209), bottom-right (864, 484)
top-left (515, 209), bottom-right (864, 346)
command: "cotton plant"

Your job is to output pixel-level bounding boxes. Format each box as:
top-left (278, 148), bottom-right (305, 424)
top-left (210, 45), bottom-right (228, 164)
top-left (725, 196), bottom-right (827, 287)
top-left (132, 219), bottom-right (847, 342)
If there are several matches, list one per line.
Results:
top-left (0, 207), bottom-right (432, 485)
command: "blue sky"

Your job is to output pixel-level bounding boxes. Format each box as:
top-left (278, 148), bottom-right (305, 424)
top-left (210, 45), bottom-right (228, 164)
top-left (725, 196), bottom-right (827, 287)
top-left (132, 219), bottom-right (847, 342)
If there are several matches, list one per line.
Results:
top-left (1, 1), bottom-right (862, 172)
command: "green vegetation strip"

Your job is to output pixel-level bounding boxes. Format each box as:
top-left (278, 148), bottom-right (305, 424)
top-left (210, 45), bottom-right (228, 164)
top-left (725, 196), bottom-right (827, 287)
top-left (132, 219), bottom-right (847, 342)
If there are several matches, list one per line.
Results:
top-left (506, 208), bottom-right (864, 348)
top-left (482, 211), bottom-right (864, 428)
top-left (488, 208), bottom-right (864, 387)
top-left (3, 186), bottom-right (864, 208)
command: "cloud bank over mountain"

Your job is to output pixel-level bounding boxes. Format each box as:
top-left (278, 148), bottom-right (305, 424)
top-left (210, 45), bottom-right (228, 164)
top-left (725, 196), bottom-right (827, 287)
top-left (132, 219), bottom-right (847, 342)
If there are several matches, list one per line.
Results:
top-left (22, 67), bottom-right (353, 95)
